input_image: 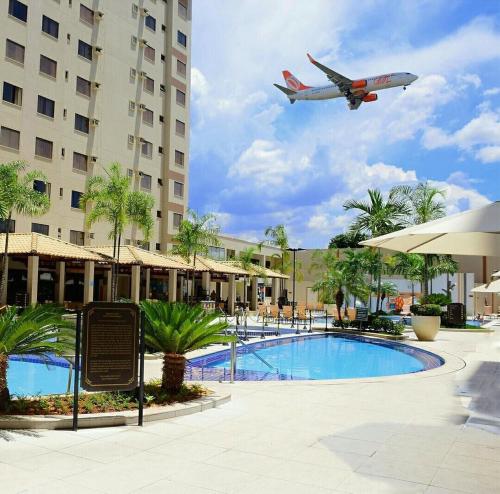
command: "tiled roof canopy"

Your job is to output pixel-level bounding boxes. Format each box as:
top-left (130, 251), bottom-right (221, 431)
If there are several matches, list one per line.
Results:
top-left (0, 233), bottom-right (107, 261)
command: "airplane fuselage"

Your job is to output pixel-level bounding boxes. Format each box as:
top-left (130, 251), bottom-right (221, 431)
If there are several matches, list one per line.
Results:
top-left (291, 72), bottom-right (417, 101)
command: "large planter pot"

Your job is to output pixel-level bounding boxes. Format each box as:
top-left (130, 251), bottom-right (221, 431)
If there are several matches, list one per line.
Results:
top-left (412, 315), bottom-right (440, 341)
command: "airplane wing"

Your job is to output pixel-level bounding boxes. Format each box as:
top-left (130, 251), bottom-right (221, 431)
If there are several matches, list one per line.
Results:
top-left (307, 53), bottom-right (352, 91)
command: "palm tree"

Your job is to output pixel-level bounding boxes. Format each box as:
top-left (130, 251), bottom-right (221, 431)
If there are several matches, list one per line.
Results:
top-left (0, 304), bottom-right (74, 410)
top-left (0, 161), bottom-right (51, 305)
top-left (336, 249), bottom-right (371, 311)
top-left (344, 188), bottom-right (410, 312)
top-left (172, 210), bottom-right (220, 302)
top-left (140, 301), bottom-right (233, 392)
top-left (387, 252), bottom-right (425, 304)
top-left (263, 224), bottom-right (291, 296)
top-left (80, 163), bottom-right (154, 300)
top-left (392, 183), bottom-right (446, 296)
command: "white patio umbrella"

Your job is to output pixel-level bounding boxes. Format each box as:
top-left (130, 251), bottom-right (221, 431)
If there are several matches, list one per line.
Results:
top-left (471, 278), bottom-right (500, 294)
top-left (492, 270), bottom-right (500, 278)
top-left (360, 201), bottom-right (500, 256)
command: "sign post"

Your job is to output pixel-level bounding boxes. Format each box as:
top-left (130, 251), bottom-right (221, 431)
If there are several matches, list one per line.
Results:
top-left (138, 311), bottom-right (146, 426)
top-left (72, 310), bottom-right (82, 432)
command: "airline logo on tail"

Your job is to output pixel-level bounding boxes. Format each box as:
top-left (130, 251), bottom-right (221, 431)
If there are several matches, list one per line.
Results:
top-left (282, 70), bottom-right (310, 91)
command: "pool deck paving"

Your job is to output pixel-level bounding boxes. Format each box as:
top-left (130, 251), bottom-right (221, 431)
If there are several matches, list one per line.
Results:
top-left (1, 325), bottom-right (500, 494)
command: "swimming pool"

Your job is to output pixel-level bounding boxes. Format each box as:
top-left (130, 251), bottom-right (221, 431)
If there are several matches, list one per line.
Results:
top-left (8, 355), bottom-right (75, 396)
top-left (186, 334), bottom-right (444, 381)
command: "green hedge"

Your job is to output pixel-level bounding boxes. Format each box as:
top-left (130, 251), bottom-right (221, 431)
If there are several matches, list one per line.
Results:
top-left (419, 293), bottom-right (451, 306)
top-left (410, 304), bottom-right (442, 316)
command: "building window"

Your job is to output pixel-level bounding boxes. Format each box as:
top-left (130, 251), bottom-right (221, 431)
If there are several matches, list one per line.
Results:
top-left (178, 1), bottom-right (187, 20)
top-left (141, 139), bottom-right (152, 158)
top-left (173, 212), bottom-right (182, 229)
top-left (177, 59), bottom-right (186, 78)
top-left (74, 113), bottom-right (89, 133)
top-left (35, 137), bottom-right (53, 159)
top-left (33, 179), bottom-right (49, 195)
top-left (37, 95), bottom-right (55, 117)
top-left (142, 108), bottom-right (153, 125)
top-left (78, 40), bottom-right (92, 60)
top-left (0, 126), bottom-right (20, 150)
top-left (155, 242), bottom-right (161, 251)
top-left (177, 30), bottom-right (187, 47)
top-left (175, 150), bottom-right (184, 167)
top-left (31, 223), bottom-right (49, 235)
top-left (40, 55), bottom-right (57, 78)
top-left (140, 173), bottom-right (152, 190)
top-left (2, 82), bottom-right (22, 106)
top-left (76, 76), bottom-right (91, 97)
top-left (42, 15), bottom-right (59, 39)
top-left (176, 89), bottom-right (186, 106)
top-left (173, 181), bottom-right (184, 198)
top-left (70, 229), bottom-right (85, 245)
top-left (144, 45), bottom-right (155, 63)
top-left (0, 219), bottom-right (15, 233)
top-left (175, 119), bottom-right (185, 136)
top-left (145, 14), bottom-right (156, 31)
top-left (5, 39), bottom-right (25, 63)
top-left (8, 0), bottom-right (27, 22)
top-left (73, 151), bottom-right (87, 171)
top-left (71, 190), bottom-right (83, 208)
top-left (143, 76), bottom-right (154, 93)
top-left (79, 3), bottom-right (94, 25)
top-left (209, 246), bottom-right (225, 261)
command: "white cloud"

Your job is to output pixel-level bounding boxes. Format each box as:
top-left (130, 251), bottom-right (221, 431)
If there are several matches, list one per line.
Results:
top-left (484, 87), bottom-right (500, 96)
top-left (457, 73), bottom-right (481, 89)
top-left (475, 146), bottom-right (500, 163)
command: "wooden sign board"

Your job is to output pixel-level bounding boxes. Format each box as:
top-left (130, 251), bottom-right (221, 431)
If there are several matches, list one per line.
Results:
top-left (355, 307), bottom-right (369, 321)
top-left (447, 303), bottom-right (465, 326)
top-left (81, 302), bottom-right (139, 391)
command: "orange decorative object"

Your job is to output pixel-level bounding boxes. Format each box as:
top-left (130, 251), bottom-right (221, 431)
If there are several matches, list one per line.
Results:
top-left (363, 93), bottom-right (378, 102)
top-left (351, 79), bottom-right (367, 89)
top-left (395, 296), bottom-right (404, 311)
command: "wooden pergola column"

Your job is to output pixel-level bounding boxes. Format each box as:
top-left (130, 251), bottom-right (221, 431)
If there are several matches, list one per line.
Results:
top-left (27, 255), bottom-right (39, 305)
top-left (251, 277), bottom-right (258, 310)
top-left (105, 268), bottom-right (112, 301)
top-left (168, 269), bottom-right (177, 302)
top-left (130, 265), bottom-right (141, 303)
top-left (83, 260), bottom-right (94, 305)
top-left (55, 261), bottom-right (65, 304)
top-left (201, 271), bottom-right (211, 296)
top-left (228, 274), bottom-right (235, 315)
top-left (271, 277), bottom-right (279, 304)
top-left (144, 268), bottom-right (151, 300)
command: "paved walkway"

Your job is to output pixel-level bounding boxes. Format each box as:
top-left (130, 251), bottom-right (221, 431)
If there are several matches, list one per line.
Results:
top-left (1, 329), bottom-right (500, 494)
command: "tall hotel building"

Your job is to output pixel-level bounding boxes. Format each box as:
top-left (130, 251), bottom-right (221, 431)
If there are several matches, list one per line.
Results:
top-left (0, 0), bottom-right (191, 251)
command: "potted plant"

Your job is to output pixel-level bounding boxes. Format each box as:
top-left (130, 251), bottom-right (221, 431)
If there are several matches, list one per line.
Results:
top-left (140, 301), bottom-right (234, 393)
top-left (410, 303), bottom-right (442, 341)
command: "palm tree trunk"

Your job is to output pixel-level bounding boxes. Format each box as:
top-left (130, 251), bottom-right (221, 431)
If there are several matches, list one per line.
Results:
top-left (411, 282), bottom-right (415, 305)
top-left (113, 232), bottom-right (122, 301)
top-left (0, 212), bottom-right (12, 305)
top-left (162, 352), bottom-right (186, 393)
top-left (368, 273), bottom-right (373, 312)
top-left (111, 222), bottom-right (118, 302)
top-left (191, 252), bottom-right (197, 302)
top-left (376, 274), bottom-right (382, 313)
top-left (0, 353), bottom-right (9, 411)
top-left (423, 254), bottom-right (429, 298)
top-left (335, 289), bottom-right (344, 329)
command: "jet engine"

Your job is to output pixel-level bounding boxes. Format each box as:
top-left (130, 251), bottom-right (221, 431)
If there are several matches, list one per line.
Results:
top-left (363, 93), bottom-right (378, 102)
top-left (351, 79), bottom-right (367, 89)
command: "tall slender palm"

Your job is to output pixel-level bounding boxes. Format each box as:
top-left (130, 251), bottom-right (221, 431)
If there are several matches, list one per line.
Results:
top-left (80, 163), bottom-right (154, 300)
top-left (344, 188), bottom-right (410, 312)
top-left (393, 183), bottom-right (446, 296)
top-left (0, 161), bottom-right (50, 304)
top-left (172, 210), bottom-right (220, 302)
top-left (337, 249), bottom-right (371, 311)
top-left (387, 252), bottom-right (425, 304)
top-left (0, 304), bottom-right (74, 409)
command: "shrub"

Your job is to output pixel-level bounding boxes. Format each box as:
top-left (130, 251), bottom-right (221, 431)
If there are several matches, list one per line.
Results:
top-left (389, 321), bottom-right (406, 335)
top-left (410, 304), bottom-right (442, 316)
top-left (371, 317), bottom-right (394, 333)
top-left (420, 293), bottom-right (451, 306)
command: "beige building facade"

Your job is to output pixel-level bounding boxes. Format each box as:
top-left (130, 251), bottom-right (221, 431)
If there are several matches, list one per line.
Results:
top-left (1, 0), bottom-right (191, 251)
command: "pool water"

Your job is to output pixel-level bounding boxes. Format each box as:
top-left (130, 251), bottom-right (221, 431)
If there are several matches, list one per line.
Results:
top-left (188, 334), bottom-right (443, 381)
top-left (8, 356), bottom-right (75, 396)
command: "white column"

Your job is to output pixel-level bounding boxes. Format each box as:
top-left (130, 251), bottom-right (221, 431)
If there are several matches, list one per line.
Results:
top-left (130, 265), bottom-right (141, 303)
top-left (228, 274), bottom-right (235, 315)
top-left (168, 269), bottom-right (177, 302)
top-left (145, 268), bottom-right (151, 300)
top-left (251, 277), bottom-right (258, 310)
top-left (106, 268), bottom-right (112, 301)
top-left (201, 271), bottom-right (211, 296)
top-left (271, 277), bottom-right (278, 304)
top-left (56, 261), bottom-right (65, 304)
top-left (27, 255), bottom-right (39, 305)
top-left (83, 261), bottom-right (94, 305)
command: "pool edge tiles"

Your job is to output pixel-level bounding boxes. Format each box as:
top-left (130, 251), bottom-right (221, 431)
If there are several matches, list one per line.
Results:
top-left (185, 333), bottom-right (445, 382)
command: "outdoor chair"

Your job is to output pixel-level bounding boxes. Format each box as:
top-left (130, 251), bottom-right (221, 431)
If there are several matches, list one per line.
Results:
top-left (257, 304), bottom-right (268, 322)
top-left (282, 305), bottom-right (293, 323)
top-left (297, 307), bottom-right (309, 330)
top-left (269, 304), bottom-right (280, 322)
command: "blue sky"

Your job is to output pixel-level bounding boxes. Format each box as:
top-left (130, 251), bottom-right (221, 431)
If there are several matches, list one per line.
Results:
top-left (189, 0), bottom-right (500, 247)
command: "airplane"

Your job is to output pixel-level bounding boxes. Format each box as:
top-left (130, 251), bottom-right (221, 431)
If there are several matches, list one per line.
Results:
top-left (274, 53), bottom-right (418, 110)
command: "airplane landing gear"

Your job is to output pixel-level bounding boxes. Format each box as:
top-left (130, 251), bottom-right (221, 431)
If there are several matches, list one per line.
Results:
top-left (403, 86), bottom-right (407, 91)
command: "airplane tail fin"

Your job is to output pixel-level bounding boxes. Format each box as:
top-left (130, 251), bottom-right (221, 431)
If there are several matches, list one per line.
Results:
top-left (282, 70), bottom-right (311, 91)
top-left (273, 83), bottom-right (297, 104)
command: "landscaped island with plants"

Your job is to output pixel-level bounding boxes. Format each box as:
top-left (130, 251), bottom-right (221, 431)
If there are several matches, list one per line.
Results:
top-left (0, 301), bottom-right (232, 416)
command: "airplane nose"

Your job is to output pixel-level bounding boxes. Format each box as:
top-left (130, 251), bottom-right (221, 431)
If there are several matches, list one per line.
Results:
top-left (411, 74), bottom-right (418, 82)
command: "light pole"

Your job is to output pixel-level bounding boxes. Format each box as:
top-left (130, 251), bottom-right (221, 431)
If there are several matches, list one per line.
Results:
top-left (287, 247), bottom-right (306, 334)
